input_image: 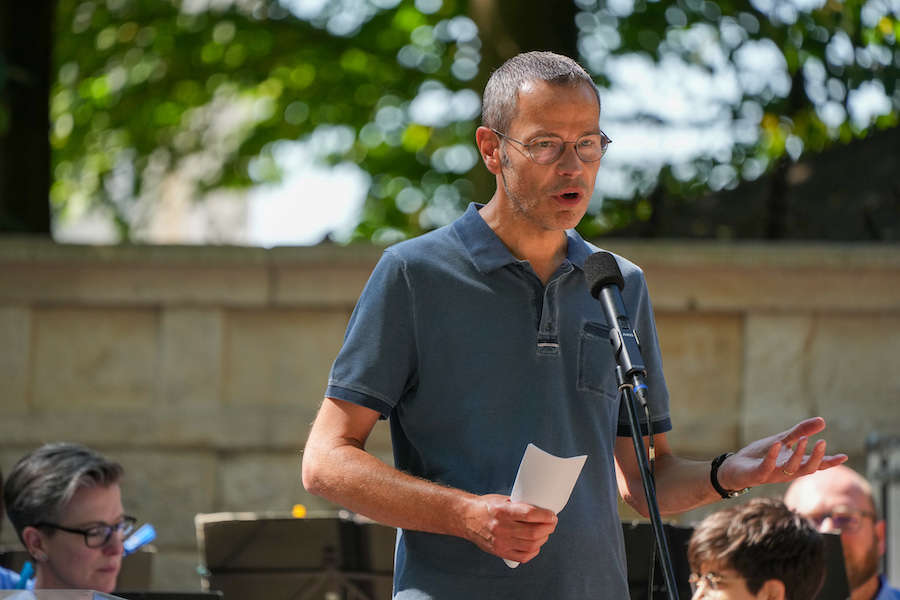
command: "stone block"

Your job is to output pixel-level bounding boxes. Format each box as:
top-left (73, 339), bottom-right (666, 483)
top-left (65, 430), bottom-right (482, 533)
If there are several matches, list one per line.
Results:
top-left (0, 307), bottom-right (29, 413)
top-left (218, 452), bottom-right (305, 512)
top-left (742, 315), bottom-right (815, 443)
top-left (655, 312), bottom-right (743, 454)
top-left (0, 445), bottom-right (32, 547)
top-left (148, 549), bottom-right (205, 591)
top-left (273, 264), bottom-right (376, 307)
top-left (642, 258), bottom-right (900, 313)
top-left (116, 450), bottom-right (217, 548)
top-left (365, 420), bottom-right (394, 463)
top-left (31, 308), bottom-right (158, 410)
top-left (0, 405), bottom-right (318, 450)
top-left (160, 309), bottom-right (223, 406)
top-left (0, 242), bottom-right (270, 306)
top-left (224, 310), bottom-right (347, 406)
top-left (809, 315), bottom-right (900, 457)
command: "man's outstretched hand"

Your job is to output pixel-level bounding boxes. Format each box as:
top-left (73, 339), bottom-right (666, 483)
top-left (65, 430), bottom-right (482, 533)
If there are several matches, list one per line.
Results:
top-left (717, 417), bottom-right (848, 492)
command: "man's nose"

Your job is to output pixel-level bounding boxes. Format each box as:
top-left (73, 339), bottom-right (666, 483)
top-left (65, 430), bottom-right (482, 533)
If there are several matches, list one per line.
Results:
top-left (555, 143), bottom-right (584, 175)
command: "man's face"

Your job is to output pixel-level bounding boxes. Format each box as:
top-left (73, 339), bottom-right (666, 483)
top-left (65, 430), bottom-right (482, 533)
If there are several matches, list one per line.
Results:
top-left (494, 79), bottom-right (603, 233)
top-left (784, 472), bottom-right (884, 592)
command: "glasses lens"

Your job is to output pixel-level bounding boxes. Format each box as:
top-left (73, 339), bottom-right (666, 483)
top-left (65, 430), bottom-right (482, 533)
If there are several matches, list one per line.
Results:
top-left (83, 518), bottom-right (136, 547)
top-left (119, 518), bottom-right (136, 537)
top-left (831, 512), bottom-right (859, 531)
top-left (528, 137), bottom-right (563, 164)
top-left (574, 134), bottom-right (608, 162)
top-left (84, 525), bottom-right (113, 548)
top-left (689, 573), bottom-right (719, 593)
top-left (810, 509), bottom-right (863, 533)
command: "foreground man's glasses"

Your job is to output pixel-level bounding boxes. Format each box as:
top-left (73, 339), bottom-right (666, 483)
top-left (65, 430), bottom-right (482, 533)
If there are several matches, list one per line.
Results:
top-left (490, 128), bottom-right (611, 164)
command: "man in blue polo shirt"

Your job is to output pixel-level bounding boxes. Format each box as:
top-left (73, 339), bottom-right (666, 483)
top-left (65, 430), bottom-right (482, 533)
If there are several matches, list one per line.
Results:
top-left (302, 51), bottom-right (847, 599)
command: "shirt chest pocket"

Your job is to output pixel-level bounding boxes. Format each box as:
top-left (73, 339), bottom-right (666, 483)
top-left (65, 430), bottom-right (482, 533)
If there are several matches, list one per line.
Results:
top-left (576, 320), bottom-right (618, 400)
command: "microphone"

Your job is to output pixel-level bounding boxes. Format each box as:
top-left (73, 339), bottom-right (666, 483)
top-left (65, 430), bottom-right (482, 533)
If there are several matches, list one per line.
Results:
top-left (583, 251), bottom-right (648, 403)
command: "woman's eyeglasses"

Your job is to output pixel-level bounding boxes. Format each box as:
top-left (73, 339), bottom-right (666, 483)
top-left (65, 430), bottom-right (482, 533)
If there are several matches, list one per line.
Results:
top-left (35, 515), bottom-right (137, 548)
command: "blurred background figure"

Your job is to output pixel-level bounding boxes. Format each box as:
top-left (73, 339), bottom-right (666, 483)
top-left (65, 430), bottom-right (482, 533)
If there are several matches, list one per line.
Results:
top-left (687, 497), bottom-right (824, 600)
top-left (0, 468), bottom-right (25, 588)
top-left (785, 465), bottom-right (900, 600)
top-left (3, 442), bottom-right (133, 593)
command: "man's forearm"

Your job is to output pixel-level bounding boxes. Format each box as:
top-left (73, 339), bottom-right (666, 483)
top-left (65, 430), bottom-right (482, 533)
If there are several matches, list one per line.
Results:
top-left (651, 454), bottom-right (722, 515)
top-left (616, 436), bottom-right (723, 517)
top-left (302, 441), bottom-right (480, 540)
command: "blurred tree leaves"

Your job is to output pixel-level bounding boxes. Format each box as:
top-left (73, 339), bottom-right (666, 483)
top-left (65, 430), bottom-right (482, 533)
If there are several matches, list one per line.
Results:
top-left (574, 0), bottom-right (900, 239)
top-left (6, 0), bottom-right (899, 241)
top-left (49, 0), bottom-right (481, 242)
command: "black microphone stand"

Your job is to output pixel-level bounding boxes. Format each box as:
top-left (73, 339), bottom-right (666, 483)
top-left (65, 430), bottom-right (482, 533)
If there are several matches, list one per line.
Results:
top-left (616, 365), bottom-right (679, 600)
top-left (587, 250), bottom-right (680, 599)
top-left (600, 298), bottom-right (679, 600)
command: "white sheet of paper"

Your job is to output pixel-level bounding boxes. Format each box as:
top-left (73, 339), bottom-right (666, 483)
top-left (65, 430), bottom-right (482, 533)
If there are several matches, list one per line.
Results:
top-left (504, 443), bottom-right (588, 568)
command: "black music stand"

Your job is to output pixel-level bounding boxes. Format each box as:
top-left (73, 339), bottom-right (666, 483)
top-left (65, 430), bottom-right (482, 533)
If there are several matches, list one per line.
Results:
top-left (194, 512), bottom-right (395, 600)
top-left (622, 522), bottom-right (692, 600)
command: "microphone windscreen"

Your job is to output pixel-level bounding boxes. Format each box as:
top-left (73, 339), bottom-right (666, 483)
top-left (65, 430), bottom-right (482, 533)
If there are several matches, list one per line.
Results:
top-left (584, 251), bottom-right (624, 298)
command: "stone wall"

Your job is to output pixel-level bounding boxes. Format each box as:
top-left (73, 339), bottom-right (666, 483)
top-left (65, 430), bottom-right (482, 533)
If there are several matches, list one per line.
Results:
top-left (1, 237), bottom-right (898, 589)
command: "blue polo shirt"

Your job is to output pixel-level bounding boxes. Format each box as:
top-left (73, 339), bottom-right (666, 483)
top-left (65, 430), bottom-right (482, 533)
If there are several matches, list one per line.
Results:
top-left (876, 575), bottom-right (900, 599)
top-left (326, 203), bottom-right (671, 599)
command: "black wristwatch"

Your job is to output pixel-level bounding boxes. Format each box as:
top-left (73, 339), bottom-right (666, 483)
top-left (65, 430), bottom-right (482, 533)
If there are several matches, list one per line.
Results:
top-left (710, 452), bottom-right (750, 499)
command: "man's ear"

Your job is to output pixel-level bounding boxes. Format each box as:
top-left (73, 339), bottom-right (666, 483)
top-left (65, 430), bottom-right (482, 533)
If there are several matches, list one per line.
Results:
top-left (475, 126), bottom-right (502, 175)
top-left (876, 518), bottom-right (886, 556)
top-left (22, 526), bottom-right (48, 561)
top-left (758, 579), bottom-right (785, 600)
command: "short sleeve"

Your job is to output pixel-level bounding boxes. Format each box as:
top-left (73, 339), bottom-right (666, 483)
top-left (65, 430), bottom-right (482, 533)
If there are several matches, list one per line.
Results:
top-left (615, 264), bottom-right (672, 436)
top-left (325, 249), bottom-right (418, 418)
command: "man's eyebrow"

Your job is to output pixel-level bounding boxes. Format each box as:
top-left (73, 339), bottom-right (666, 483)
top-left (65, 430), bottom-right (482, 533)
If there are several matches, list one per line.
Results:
top-left (524, 127), bottom-right (601, 138)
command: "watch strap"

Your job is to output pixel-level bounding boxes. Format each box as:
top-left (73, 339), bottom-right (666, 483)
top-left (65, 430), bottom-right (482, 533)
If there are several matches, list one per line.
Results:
top-left (710, 452), bottom-right (749, 499)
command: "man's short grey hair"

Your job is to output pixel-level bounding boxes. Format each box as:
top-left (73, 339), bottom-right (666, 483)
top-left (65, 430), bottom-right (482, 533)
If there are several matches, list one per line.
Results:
top-left (481, 51), bottom-right (601, 134)
top-left (3, 442), bottom-right (123, 543)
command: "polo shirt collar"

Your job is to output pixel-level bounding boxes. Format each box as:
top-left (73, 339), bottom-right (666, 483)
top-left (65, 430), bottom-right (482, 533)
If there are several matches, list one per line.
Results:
top-left (453, 203), bottom-right (595, 274)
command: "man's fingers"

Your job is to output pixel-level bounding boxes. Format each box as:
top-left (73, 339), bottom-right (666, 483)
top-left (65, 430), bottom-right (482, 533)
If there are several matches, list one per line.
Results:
top-left (793, 438), bottom-right (825, 475)
top-left (760, 441), bottom-right (781, 473)
top-left (781, 417), bottom-right (826, 445)
top-left (817, 453), bottom-right (849, 470)
top-left (499, 501), bottom-right (557, 524)
top-left (780, 437), bottom-right (809, 474)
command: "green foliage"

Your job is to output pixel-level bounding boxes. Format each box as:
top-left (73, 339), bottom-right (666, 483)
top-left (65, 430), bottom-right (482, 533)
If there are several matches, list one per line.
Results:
top-left (52, 0), bottom-right (480, 242)
top-left (51, 0), bottom-right (900, 242)
top-left (575, 0), bottom-right (900, 238)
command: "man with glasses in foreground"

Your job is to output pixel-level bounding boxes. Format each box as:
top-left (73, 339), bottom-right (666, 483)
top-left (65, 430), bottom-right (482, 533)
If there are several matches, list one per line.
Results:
top-left (303, 51), bottom-right (847, 598)
top-left (687, 497), bottom-right (825, 599)
top-left (785, 465), bottom-right (900, 600)
top-left (3, 442), bottom-right (133, 592)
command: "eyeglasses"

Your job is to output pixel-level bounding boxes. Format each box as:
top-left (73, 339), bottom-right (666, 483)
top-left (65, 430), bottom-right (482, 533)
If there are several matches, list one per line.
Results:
top-left (35, 515), bottom-right (137, 548)
top-left (689, 572), bottom-right (739, 594)
top-left (805, 506), bottom-right (877, 533)
top-left (490, 128), bottom-right (611, 164)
